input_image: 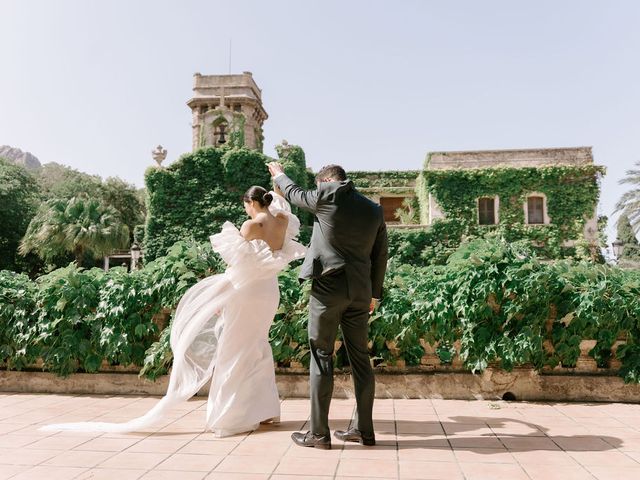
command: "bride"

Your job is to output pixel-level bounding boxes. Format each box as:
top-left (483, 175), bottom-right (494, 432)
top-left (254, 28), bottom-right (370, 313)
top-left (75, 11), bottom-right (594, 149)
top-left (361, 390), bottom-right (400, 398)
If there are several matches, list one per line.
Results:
top-left (42, 186), bottom-right (306, 437)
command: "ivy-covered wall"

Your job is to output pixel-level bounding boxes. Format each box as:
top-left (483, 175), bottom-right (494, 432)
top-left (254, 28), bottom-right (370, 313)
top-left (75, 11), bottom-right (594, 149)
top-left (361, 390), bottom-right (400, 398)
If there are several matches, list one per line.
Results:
top-left (418, 165), bottom-right (606, 259)
top-left (349, 171), bottom-right (420, 192)
top-left (144, 144), bottom-right (310, 261)
top-left (349, 171), bottom-right (419, 200)
top-left (342, 164), bottom-right (605, 262)
top-left (274, 142), bottom-right (313, 226)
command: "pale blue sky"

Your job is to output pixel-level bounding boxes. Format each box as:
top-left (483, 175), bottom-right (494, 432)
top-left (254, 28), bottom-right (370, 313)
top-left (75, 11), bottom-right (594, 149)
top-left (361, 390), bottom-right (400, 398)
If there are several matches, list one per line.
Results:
top-left (1, 1), bottom-right (639, 244)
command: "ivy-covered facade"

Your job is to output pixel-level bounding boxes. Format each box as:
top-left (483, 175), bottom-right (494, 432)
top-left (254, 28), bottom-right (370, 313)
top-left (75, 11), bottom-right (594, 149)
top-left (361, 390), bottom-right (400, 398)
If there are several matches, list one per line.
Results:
top-left (352, 147), bottom-right (605, 261)
top-left (349, 171), bottom-right (420, 223)
top-left (143, 143), bottom-right (310, 261)
top-left (421, 147), bottom-right (605, 255)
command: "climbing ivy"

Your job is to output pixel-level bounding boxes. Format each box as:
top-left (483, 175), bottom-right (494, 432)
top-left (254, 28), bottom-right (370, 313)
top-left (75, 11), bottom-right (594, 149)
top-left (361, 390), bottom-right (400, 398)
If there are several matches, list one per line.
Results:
top-left (418, 165), bottom-right (606, 260)
top-left (145, 147), bottom-right (265, 260)
top-left (274, 142), bottom-right (310, 189)
top-left (254, 127), bottom-right (264, 152)
top-left (345, 165), bottom-right (605, 262)
top-left (229, 113), bottom-right (246, 148)
top-left (349, 171), bottom-right (420, 190)
top-left (274, 142), bottom-right (313, 225)
top-left (144, 144), bottom-right (311, 261)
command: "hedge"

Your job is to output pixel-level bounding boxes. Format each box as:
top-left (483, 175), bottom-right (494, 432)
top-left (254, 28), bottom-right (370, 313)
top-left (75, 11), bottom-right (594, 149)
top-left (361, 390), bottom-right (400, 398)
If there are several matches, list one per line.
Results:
top-left (1, 237), bottom-right (639, 383)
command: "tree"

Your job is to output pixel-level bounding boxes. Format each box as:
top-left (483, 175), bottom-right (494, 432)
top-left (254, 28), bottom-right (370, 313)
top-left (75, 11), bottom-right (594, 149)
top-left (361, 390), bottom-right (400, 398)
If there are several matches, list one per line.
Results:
top-left (0, 158), bottom-right (41, 271)
top-left (19, 195), bottom-right (129, 266)
top-left (100, 177), bottom-right (146, 240)
top-left (36, 163), bottom-right (145, 241)
top-left (617, 214), bottom-right (640, 264)
top-left (616, 161), bottom-right (640, 235)
top-left (36, 162), bottom-right (103, 200)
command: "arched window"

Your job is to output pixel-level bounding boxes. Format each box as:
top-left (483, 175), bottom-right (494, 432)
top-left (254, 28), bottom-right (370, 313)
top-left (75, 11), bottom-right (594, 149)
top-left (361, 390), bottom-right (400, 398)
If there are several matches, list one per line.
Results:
top-left (212, 118), bottom-right (229, 145)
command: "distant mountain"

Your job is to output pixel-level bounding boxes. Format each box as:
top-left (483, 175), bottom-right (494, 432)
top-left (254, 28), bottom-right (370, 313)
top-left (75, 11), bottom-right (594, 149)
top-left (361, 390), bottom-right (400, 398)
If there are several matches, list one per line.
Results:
top-left (0, 145), bottom-right (42, 170)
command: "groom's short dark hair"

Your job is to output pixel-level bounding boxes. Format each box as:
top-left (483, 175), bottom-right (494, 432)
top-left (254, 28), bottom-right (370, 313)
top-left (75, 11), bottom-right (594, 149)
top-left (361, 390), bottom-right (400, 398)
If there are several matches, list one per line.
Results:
top-left (316, 165), bottom-right (347, 182)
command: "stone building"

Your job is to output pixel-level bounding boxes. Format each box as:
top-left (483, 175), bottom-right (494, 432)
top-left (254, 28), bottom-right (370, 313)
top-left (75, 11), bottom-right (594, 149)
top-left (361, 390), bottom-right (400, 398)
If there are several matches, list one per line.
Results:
top-left (424, 147), bottom-right (600, 242)
top-left (182, 74), bottom-right (602, 247)
top-left (349, 171), bottom-right (420, 224)
top-left (187, 72), bottom-right (268, 151)
top-left (350, 147), bottom-right (601, 249)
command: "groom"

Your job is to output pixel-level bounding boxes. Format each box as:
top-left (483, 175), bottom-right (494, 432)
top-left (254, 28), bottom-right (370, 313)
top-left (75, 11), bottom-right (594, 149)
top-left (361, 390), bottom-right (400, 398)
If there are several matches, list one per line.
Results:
top-left (268, 162), bottom-right (388, 450)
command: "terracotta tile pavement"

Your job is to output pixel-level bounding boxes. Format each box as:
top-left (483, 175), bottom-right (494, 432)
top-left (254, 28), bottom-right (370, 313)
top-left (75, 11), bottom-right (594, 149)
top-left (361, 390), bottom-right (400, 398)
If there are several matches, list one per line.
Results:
top-left (0, 393), bottom-right (639, 479)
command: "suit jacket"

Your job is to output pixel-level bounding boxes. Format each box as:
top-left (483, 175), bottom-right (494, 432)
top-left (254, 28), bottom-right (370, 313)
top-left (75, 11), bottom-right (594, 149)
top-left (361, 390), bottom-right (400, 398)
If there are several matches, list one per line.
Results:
top-left (274, 174), bottom-right (388, 300)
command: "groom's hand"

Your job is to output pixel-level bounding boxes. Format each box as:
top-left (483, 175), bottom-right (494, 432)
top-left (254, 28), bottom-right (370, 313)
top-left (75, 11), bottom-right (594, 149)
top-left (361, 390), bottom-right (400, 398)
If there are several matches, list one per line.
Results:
top-left (369, 298), bottom-right (378, 314)
top-left (268, 162), bottom-right (285, 178)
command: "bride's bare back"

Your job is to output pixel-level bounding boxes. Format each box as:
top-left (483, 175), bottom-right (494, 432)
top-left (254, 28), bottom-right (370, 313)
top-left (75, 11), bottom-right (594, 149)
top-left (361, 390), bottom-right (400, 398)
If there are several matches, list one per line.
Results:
top-left (240, 211), bottom-right (289, 251)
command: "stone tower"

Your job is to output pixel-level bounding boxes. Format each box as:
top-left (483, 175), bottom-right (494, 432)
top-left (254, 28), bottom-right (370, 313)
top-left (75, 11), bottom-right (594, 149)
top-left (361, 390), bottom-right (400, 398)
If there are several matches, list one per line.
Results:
top-left (187, 72), bottom-right (268, 152)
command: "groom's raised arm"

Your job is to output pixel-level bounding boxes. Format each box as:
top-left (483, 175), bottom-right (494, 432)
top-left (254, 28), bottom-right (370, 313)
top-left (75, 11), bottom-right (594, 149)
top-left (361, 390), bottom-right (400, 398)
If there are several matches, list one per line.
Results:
top-left (269, 162), bottom-right (319, 213)
top-left (274, 174), bottom-right (319, 213)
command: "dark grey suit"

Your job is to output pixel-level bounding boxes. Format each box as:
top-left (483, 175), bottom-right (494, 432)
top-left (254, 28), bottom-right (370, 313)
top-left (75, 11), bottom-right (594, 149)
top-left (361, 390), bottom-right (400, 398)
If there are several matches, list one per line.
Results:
top-left (274, 174), bottom-right (388, 436)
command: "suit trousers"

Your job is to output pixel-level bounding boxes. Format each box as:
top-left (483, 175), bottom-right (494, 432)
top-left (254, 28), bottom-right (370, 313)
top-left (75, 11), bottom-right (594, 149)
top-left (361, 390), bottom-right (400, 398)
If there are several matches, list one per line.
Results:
top-left (307, 270), bottom-right (375, 437)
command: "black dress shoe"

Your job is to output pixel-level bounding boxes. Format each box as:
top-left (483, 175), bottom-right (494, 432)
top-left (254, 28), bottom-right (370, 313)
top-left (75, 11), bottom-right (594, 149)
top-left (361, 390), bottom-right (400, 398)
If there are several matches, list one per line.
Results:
top-left (291, 431), bottom-right (332, 449)
top-left (334, 428), bottom-right (376, 446)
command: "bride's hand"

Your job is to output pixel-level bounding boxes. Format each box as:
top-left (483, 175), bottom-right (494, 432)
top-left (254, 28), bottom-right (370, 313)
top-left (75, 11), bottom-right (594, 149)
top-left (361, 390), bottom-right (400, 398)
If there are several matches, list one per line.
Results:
top-left (273, 183), bottom-right (284, 197)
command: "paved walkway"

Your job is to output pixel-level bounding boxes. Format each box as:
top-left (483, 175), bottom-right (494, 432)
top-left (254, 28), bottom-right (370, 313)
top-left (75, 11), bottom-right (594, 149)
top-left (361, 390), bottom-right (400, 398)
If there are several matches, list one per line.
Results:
top-left (0, 393), bottom-right (639, 479)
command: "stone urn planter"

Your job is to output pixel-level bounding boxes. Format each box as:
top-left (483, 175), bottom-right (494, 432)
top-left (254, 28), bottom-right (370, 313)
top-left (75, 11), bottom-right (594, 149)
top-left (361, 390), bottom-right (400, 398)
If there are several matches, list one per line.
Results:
top-left (575, 339), bottom-right (598, 371)
top-left (392, 358), bottom-right (406, 368)
top-left (419, 339), bottom-right (441, 368)
top-left (609, 340), bottom-right (626, 370)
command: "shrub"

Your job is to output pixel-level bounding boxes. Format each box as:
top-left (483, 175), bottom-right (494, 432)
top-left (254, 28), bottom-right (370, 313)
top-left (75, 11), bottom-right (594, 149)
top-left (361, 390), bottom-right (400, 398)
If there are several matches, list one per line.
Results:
top-left (34, 264), bottom-right (106, 375)
top-left (1, 237), bottom-right (640, 383)
top-left (0, 270), bottom-right (38, 369)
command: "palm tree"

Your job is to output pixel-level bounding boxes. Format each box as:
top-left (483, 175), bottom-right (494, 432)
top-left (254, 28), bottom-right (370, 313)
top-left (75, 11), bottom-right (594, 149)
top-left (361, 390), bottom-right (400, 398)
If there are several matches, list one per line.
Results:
top-left (20, 195), bottom-right (129, 265)
top-left (616, 161), bottom-right (640, 235)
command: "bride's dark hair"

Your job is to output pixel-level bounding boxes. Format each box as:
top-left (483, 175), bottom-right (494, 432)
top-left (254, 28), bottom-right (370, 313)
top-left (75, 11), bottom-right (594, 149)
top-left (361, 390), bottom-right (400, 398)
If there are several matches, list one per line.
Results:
top-left (243, 186), bottom-right (273, 208)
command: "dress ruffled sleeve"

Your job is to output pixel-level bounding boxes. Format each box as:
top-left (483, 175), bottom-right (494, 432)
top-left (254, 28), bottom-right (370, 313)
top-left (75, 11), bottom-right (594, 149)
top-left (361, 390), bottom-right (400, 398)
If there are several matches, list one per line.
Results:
top-left (268, 191), bottom-right (306, 262)
top-left (209, 222), bottom-right (251, 266)
top-left (208, 194), bottom-right (306, 288)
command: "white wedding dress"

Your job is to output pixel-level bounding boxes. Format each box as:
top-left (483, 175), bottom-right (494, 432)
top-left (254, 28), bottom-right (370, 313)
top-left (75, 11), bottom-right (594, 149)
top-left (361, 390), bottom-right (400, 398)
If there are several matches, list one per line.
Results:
top-left (41, 193), bottom-right (306, 437)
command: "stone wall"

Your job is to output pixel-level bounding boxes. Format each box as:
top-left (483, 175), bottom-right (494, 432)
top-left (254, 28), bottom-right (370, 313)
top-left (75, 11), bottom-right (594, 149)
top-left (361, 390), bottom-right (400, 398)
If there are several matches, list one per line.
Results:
top-left (427, 146), bottom-right (594, 170)
top-left (2, 369), bottom-right (639, 402)
top-left (423, 147), bottom-right (600, 243)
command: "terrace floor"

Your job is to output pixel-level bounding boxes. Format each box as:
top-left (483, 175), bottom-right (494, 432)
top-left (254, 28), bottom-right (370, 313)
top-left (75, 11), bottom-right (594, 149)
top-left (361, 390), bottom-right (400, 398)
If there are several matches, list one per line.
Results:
top-left (0, 393), bottom-right (639, 479)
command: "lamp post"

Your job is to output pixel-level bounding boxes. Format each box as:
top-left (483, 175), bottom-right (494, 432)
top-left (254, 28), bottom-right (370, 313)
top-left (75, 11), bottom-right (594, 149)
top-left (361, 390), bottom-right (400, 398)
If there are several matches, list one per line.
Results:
top-left (130, 243), bottom-right (141, 271)
top-left (612, 239), bottom-right (624, 262)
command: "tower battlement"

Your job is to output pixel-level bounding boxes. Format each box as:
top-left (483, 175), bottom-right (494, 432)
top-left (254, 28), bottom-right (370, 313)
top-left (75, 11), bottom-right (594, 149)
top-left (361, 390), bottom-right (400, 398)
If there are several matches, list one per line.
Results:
top-left (187, 72), bottom-right (267, 151)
